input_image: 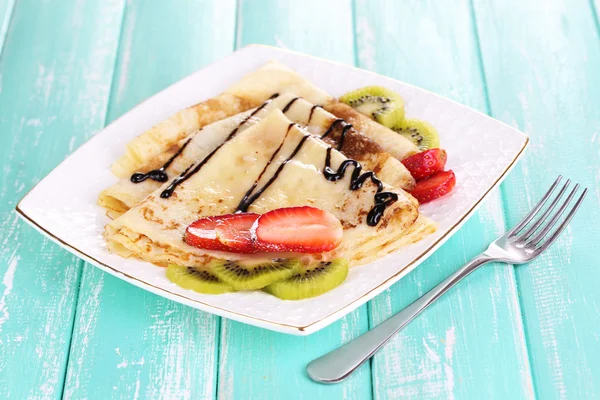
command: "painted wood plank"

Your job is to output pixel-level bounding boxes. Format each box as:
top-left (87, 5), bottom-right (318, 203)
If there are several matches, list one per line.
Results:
top-left (473, 0), bottom-right (600, 398)
top-left (0, 0), bottom-right (125, 398)
top-left (235, 0), bottom-right (355, 63)
top-left (354, 0), bottom-right (535, 398)
top-left (217, 1), bottom-right (372, 399)
top-left (62, 1), bottom-right (236, 399)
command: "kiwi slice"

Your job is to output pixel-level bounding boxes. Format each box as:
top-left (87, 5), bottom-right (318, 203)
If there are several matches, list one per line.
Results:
top-left (264, 259), bottom-right (349, 300)
top-left (210, 258), bottom-right (301, 291)
top-left (393, 118), bottom-right (440, 151)
top-left (339, 86), bottom-right (405, 129)
top-left (166, 264), bottom-right (235, 294)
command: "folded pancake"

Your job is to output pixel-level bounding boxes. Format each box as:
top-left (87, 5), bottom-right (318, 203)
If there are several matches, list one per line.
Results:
top-left (280, 97), bottom-right (416, 190)
top-left (322, 102), bottom-right (419, 161)
top-left (100, 94), bottom-right (416, 218)
top-left (227, 61), bottom-right (420, 160)
top-left (100, 96), bottom-right (284, 218)
top-left (112, 61), bottom-right (418, 178)
top-left (104, 110), bottom-right (434, 267)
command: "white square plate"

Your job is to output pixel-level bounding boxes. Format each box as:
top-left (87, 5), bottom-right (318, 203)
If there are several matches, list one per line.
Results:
top-left (17, 45), bottom-right (528, 335)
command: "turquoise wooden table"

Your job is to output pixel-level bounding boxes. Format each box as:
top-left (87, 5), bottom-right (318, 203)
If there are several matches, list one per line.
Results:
top-left (1, 0), bottom-right (599, 398)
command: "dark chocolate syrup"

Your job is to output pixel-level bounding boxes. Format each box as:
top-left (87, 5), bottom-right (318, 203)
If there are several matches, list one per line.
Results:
top-left (318, 118), bottom-right (352, 150)
top-left (236, 123), bottom-right (294, 212)
top-left (320, 119), bottom-right (345, 140)
top-left (281, 97), bottom-right (300, 113)
top-left (336, 124), bottom-right (353, 151)
top-left (237, 124), bottom-right (310, 212)
top-left (130, 138), bottom-right (193, 183)
top-left (159, 93), bottom-right (279, 198)
top-left (323, 147), bottom-right (398, 226)
top-left (308, 104), bottom-right (323, 123)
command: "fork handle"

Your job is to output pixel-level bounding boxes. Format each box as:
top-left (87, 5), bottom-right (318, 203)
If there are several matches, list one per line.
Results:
top-left (306, 253), bottom-right (494, 384)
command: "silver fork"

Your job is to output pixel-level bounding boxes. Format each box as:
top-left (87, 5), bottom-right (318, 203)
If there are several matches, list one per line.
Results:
top-left (307, 176), bottom-right (587, 384)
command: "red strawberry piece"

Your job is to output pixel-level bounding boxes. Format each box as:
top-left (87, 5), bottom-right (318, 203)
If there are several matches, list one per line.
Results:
top-left (184, 213), bottom-right (259, 253)
top-left (410, 170), bottom-right (456, 204)
top-left (215, 213), bottom-right (260, 253)
top-left (254, 206), bottom-right (343, 253)
top-left (402, 149), bottom-right (447, 180)
top-left (185, 216), bottom-right (231, 251)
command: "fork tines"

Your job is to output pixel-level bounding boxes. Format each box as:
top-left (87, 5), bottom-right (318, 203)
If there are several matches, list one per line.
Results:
top-left (508, 176), bottom-right (587, 252)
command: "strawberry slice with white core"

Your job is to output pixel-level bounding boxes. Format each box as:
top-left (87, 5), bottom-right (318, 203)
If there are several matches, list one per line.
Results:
top-left (215, 213), bottom-right (259, 253)
top-left (185, 216), bottom-right (231, 252)
top-left (185, 213), bottom-right (259, 253)
top-left (254, 206), bottom-right (343, 253)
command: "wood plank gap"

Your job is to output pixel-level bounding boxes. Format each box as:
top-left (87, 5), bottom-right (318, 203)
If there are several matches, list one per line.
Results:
top-left (507, 265), bottom-right (539, 399)
top-left (212, 315), bottom-right (223, 400)
top-left (589, 0), bottom-right (600, 40)
top-left (467, 0), bottom-right (493, 119)
top-left (59, 0), bottom-right (127, 393)
top-left (350, 0), bottom-right (360, 70)
top-left (0, 0), bottom-right (15, 59)
top-left (233, 0), bottom-right (242, 49)
top-left (469, 1), bottom-right (538, 397)
top-left (58, 260), bottom-right (85, 400)
top-left (103, 0), bottom-right (131, 126)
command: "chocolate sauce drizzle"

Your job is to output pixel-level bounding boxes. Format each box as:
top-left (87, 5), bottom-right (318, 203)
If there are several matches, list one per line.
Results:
top-left (336, 124), bottom-right (353, 151)
top-left (130, 138), bottom-right (192, 183)
top-left (308, 104), bottom-right (322, 123)
top-left (318, 118), bottom-right (353, 151)
top-left (236, 123), bottom-right (296, 212)
top-left (281, 97), bottom-right (300, 113)
top-left (319, 118), bottom-right (345, 140)
top-left (158, 93), bottom-right (280, 198)
top-left (323, 147), bottom-right (398, 226)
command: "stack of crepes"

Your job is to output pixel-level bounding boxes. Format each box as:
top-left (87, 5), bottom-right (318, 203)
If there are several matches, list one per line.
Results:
top-left (100, 61), bottom-right (436, 267)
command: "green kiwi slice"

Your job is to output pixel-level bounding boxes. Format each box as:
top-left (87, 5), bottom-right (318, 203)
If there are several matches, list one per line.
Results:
top-left (393, 118), bottom-right (440, 151)
top-left (210, 258), bottom-right (301, 291)
top-left (264, 259), bottom-right (349, 300)
top-left (166, 264), bottom-right (235, 294)
top-left (339, 86), bottom-right (405, 129)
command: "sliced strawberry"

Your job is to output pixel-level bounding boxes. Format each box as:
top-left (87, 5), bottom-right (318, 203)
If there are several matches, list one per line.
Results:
top-left (184, 216), bottom-right (231, 251)
top-left (410, 170), bottom-right (456, 204)
top-left (254, 206), bottom-right (343, 253)
top-left (184, 213), bottom-right (259, 253)
top-left (215, 213), bottom-right (260, 253)
top-left (402, 149), bottom-right (447, 180)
